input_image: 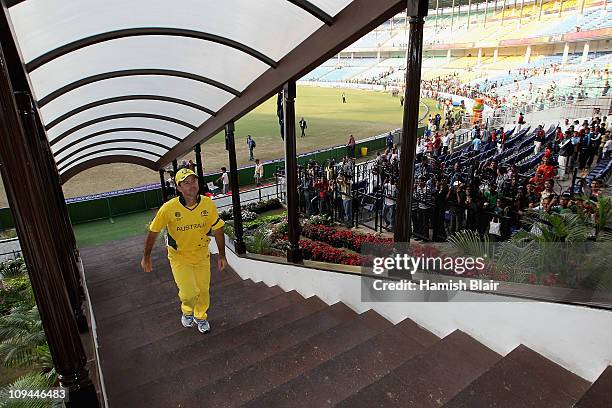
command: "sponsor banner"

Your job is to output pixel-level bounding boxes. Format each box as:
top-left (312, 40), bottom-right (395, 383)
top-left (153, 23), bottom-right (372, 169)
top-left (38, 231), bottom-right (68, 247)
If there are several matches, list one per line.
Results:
top-left (428, 42), bottom-right (474, 50)
top-left (436, 92), bottom-right (495, 113)
top-left (66, 183), bottom-right (160, 203)
top-left (500, 36), bottom-right (550, 46)
top-left (474, 41), bottom-right (500, 48)
top-left (563, 27), bottom-right (612, 41)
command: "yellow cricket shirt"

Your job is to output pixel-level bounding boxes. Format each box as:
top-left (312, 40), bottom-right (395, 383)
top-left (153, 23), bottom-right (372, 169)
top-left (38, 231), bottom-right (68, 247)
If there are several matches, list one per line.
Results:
top-left (149, 195), bottom-right (225, 262)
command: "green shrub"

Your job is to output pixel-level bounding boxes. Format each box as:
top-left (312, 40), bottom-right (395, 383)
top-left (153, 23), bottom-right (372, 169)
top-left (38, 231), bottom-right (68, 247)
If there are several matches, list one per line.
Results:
top-left (219, 198), bottom-right (283, 221)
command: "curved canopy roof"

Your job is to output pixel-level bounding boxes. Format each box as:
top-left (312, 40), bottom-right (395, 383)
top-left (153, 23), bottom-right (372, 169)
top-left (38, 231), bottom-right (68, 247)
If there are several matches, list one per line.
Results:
top-left (6, 0), bottom-right (408, 181)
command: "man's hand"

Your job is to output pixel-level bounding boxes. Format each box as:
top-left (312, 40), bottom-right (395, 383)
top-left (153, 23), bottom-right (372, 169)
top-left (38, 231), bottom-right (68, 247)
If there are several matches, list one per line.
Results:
top-left (141, 256), bottom-right (153, 273)
top-left (142, 231), bottom-right (159, 273)
top-left (217, 254), bottom-right (228, 272)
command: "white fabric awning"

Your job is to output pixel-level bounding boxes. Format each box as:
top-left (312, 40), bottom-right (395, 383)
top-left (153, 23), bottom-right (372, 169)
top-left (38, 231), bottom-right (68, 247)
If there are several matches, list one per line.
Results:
top-left (7, 0), bottom-right (405, 179)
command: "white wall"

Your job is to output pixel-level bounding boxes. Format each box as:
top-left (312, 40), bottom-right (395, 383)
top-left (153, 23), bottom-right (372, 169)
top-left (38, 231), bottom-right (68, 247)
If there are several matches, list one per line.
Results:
top-left (212, 241), bottom-right (612, 382)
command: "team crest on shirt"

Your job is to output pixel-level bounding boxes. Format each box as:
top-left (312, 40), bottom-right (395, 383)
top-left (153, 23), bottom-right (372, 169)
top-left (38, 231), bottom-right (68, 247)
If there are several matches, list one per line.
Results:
top-left (175, 212), bottom-right (181, 219)
top-left (201, 210), bottom-right (208, 217)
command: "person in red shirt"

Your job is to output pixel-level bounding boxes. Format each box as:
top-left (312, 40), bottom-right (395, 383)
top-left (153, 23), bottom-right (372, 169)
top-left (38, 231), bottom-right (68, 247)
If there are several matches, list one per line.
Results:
top-left (433, 133), bottom-right (442, 156)
top-left (313, 177), bottom-right (329, 214)
top-left (554, 126), bottom-right (564, 143)
top-left (529, 155), bottom-right (557, 193)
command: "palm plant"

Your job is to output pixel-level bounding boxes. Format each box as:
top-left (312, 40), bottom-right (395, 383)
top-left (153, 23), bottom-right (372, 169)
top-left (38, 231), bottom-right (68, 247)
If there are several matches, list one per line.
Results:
top-left (244, 226), bottom-right (274, 255)
top-left (512, 211), bottom-right (593, 242)
top-left (0, 305), bottom-right (49, 371)
top-left (0, 371), bottom-right (57, 408)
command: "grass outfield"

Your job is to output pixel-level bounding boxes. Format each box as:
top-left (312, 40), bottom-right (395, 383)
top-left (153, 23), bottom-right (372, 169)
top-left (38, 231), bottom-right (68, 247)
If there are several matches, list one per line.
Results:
top-left (0, 86), bottom-right (438, 207)
top-left (73, 210), bottom-right (157, 247)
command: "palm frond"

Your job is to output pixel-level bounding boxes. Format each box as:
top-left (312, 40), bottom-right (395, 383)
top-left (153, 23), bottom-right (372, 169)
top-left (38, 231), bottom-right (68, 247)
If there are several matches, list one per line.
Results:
top-left (447, 230), bottom-right (491, 258)
top-left (0, 371), bottom-right (56, 408)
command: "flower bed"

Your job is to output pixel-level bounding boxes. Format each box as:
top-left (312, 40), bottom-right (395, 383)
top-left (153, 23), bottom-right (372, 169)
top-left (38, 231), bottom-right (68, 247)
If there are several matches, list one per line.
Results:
top-left (299, 239), bottom-right (364, 266)
top-left (301, 224), bottom-right (393, 253)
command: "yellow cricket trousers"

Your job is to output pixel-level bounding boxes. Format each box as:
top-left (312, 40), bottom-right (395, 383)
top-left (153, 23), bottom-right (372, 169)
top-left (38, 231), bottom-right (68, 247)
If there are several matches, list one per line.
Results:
top-left (168, 251), bottom-right (211, 320)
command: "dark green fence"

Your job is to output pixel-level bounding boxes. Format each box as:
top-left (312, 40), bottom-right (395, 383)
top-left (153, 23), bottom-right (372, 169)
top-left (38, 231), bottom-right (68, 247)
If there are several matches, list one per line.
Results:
top-left (0, 127), bottom-right (423, 228)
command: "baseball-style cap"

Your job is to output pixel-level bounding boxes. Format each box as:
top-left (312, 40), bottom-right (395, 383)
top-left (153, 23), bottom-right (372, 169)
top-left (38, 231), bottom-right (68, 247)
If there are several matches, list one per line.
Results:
top-left (175, 168), bottom-right (197, 185)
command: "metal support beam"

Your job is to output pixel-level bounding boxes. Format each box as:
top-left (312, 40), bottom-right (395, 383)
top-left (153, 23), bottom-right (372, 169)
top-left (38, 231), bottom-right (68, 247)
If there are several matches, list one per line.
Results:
top-left (451, 0), bottom-right (456, 30)
top-left (435, 0), bottom-right (439, 30)
top-left (194, 143), bottom-right (204, 194)
top-left (395, 0), bottom-right (427, 244)
top-left (283, 81), bottom-right (303, 263)
top-left (484, 0), bottom-right (489, 26)
top-left (467, 0), bottom-right (472, 29)
top-left (501, 0), bottom-right (506, 25)
top-left (225, 122), bottom-right (246, 255)
top-left (159, 169), bottom-right (168, 202)
top-left (0, 9), bottom-right (98, 407)
top-left (172, 159), bottom-right (178, 174)
top-left (538, 0), bottom-right (543, 20)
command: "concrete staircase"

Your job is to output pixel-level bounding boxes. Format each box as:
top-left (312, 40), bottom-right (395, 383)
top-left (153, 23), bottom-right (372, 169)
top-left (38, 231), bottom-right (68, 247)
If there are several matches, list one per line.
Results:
top-left (81, 236), bottom-right (611, 407)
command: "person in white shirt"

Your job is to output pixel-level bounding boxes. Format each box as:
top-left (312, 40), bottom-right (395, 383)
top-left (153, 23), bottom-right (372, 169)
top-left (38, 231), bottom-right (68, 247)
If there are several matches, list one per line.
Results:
top-left (254, 159), bottom-right (264, 187)
top-left (560, 118), bottom-right (571, 133)
top-left (416, 138), bottom-right (426, 161)
top-left (441, 133), bottom-right (450, 155)
top-left (216, 167), bottom-right (230, 194)
top-left (382, 179), bottom-right (397, 229)
top-left (604, 135), bottom-right (612, 160)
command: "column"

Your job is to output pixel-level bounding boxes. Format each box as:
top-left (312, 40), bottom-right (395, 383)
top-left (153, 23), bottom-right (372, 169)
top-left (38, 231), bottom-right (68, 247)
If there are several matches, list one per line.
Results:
top-left (19, 93), bottom-right (88, 333)
top-left (194, 143), bottom-right (204, 193)
top-left (581, 41), bottom-right (590, 63)
top-left (395, 0), bottom-right (428, 243)
top-left (172, 159), bottom-right (178, 174)
top-left (0, 37), bottom-right (99, 408)
top-left (225, 122), bottom-right (246, 255)
top-left (477, 48), bottom-right (483, 65)
top-left (484, 0), bottom-right (489, 26)
top-left (539, 0), bottom-right (544, 20)
top-left (501, 0), bottom-right (506, 25)
top-left (493, 47), bottom-right (499, 63)
top-left (451, 0), bottom-right (455, 30)
top-left (562, 42), bottom-right (570, 65)
top-left (435, 0), bottom-right (439, 30)
top-left (467, 0), bottom-right (472, 29)
top-left (282, 81), bottom-right (303, 263)
top-left (159, 169), bottom-right (168, 202)
top-left (447, 48), bottom-right (452, 63)
top-left (519, 0), bottom-right (525, 24)
top-left (559, 0), bottom-right (564, 17)
top-left (525, 45), bottom-right (532, 64)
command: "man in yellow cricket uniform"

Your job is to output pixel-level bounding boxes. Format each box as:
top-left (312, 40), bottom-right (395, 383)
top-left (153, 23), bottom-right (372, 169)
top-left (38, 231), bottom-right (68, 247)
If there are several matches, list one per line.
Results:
top-left (141, 168), bottom-right (227, 333)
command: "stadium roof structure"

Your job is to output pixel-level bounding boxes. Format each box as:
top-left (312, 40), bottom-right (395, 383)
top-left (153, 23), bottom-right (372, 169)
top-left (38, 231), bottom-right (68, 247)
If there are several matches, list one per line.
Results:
top-left (4, 0), bottom-right (411, 181)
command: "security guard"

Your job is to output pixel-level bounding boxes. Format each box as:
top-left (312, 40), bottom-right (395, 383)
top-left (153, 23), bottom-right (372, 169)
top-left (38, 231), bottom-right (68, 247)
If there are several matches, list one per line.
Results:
top-left (141, 168), bottom-right (227, 333)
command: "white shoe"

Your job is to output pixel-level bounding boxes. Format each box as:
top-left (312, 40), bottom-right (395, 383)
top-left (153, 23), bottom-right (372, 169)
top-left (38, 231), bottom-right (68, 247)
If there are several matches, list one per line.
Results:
top-left (181, 314), bottom-right (195, 328)
top-left (195, 318), bottom-right (211, 334)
